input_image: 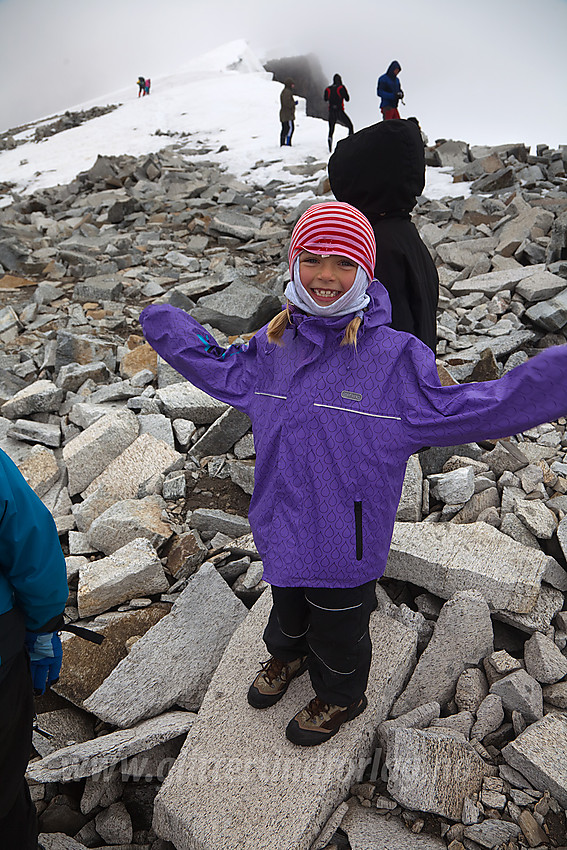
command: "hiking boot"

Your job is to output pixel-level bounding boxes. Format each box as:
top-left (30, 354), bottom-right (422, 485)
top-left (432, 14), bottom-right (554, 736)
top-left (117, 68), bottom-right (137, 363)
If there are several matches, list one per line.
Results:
top-left (285, 694), bottom-right (368, 746)
top-left (247, 656), bottom-right (308, 709)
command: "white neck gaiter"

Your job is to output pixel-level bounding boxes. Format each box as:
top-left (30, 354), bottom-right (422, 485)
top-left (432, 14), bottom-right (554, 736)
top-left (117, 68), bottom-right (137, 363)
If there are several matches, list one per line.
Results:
top-left (284, 259), bottom-right (370, 318)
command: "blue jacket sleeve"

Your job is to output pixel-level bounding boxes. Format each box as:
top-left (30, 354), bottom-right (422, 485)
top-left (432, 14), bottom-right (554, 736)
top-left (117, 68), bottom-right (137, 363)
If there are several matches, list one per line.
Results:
top-left (0, 450), bottom-right (68, 631)
top-left (400, 340), bottom-right (567, 452)
top-left (139, 304), bottom-right (259, 414)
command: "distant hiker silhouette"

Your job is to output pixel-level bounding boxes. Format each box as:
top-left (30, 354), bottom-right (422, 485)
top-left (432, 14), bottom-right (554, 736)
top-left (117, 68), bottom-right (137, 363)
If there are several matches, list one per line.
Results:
top-left (376, 61), bottom-right (403, 120)
top-left (324, 73), bottom-right (354, 153)
top-left (279, 78), bottom-right (296, 146)
top-left (137, 76), bottom-right (146, 98)
top-left (145, 78), bottom-right (151, 96)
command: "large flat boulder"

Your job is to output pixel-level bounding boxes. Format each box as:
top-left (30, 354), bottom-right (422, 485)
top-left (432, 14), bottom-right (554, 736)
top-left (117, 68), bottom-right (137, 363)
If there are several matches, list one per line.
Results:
top-left (385, 522), bottom-right (548, 613)
top-left (152, 591), bottom-right (417, 850)
top-left (84, 563), bottom-right (247, 726)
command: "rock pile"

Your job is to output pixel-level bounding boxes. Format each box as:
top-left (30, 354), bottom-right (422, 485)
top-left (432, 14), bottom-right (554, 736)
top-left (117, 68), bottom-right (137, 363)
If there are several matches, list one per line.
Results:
top-left (0, 128), bottom-right (566, 849)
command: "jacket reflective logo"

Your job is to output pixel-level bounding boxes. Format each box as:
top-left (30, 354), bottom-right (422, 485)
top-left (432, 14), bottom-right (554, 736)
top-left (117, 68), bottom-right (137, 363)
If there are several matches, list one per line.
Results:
top-left (341, 390), bottom-right (362, 401)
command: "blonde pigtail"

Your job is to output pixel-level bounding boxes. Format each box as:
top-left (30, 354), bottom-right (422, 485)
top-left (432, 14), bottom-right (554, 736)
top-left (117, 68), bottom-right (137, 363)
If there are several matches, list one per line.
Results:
top-left (266, 303), bottom-right (292, 345)
top-left (340, 315), bottom-right (362, 348)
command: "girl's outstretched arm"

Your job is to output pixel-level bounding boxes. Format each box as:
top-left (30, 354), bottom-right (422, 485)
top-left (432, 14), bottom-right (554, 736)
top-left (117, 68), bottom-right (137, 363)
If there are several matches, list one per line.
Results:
top-left (140, 303), bottom-right (258, 413)
top-left (401, 339), bottom-right (567, 452)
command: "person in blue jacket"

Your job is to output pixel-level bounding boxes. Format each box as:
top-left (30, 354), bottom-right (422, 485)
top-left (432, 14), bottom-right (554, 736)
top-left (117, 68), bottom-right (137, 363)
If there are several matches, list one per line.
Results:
top-left (377, 60), bottom-right (403, 119)
top-left (0, 448), bottom-right (68, 849)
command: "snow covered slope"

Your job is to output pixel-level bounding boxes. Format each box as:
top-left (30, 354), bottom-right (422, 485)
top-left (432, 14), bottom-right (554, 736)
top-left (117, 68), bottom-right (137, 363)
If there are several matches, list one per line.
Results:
top-left (0, 39), bottom-right (466, 204)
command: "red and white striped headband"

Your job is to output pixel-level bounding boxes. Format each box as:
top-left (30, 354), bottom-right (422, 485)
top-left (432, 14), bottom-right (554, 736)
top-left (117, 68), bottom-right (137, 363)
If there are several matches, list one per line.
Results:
top-left (288, 202), bottom-right (376, 282)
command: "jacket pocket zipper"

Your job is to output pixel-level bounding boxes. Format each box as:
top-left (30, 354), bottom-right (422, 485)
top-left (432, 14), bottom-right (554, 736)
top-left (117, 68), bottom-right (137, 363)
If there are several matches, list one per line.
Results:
top-left (354, 501), bottom-right (363, 561)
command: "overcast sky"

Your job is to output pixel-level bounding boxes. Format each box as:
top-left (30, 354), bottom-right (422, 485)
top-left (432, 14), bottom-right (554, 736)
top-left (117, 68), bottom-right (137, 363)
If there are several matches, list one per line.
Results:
top-left (1, 0), bottom-right (566, 151)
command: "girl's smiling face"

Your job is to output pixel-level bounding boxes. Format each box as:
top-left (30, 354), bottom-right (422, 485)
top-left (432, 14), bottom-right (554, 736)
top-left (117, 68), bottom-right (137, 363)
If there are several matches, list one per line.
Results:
top-left (298, 251), bottom-right (358, 307)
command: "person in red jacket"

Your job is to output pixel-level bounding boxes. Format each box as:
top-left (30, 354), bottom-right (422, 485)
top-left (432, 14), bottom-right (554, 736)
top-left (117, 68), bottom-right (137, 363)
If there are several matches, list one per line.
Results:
top-left (324, 74), bottom-right (354, 153)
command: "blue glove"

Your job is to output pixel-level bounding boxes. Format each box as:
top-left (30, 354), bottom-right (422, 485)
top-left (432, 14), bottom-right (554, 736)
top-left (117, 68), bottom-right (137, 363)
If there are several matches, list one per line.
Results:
top-left (24, 631), bottom-right (63, 695)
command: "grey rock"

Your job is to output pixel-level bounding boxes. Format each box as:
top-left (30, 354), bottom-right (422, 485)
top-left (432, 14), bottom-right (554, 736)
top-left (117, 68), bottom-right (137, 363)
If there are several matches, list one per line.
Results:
top-left (386, 727), bottom-right (491, 820)
top-left (471, 693), bottom-right (505, 741)
top-left (7, 418), bottom-right (61, 448)
top-left (503, 712), bottom-right (567, 808)
top-left (391, 590), bottom-right (493, 716)
top-left (56, 361), bottom-right (110, 391)
top-left (429, 466), bottom-right (475, 505)
top-left (192, 278), bottom-right (281, 334)
top-left (525, 288), bottom-right (567, 331)
top-left (489, 669), bottom-right (543, 722)
top-left (87, 494), bottom-right (172, 556)
top-left (228, 458), bottom-right (255, 494)
top-left (95, 801), bottom-right (132, 845)
top-left (385, 522), bottom-right (548, 614)
top-left (515, 270), bottom-right (567, 302)
top-left (36, 836), bottom-right (89, 850)
top-left (451, 264), bottom-right (545, 297)
top-left (17, 445), bottom-right (62, 497)
top-left (376, 701), bottom-right (440, 757)
top-left (493, 584), bottom-right (564, 634)
top-left (523, 630), bottom-right (567, 683)
top-left (77, 537), bottom-right (169, 617)
top-left (190, 406), bottom-right (251, 460)
top-left (55, 329), bottom-right (117, 372)
top-left (80, 766), bottom-right (123, 815)
top-left (513, 497), bottom-right (557, 538)
top-left (455, 667), bottom-right (489, 713)
top-left (82, 432), bottom-right (181, 500)
top-left (63, 409), bottom-right (139, 496)
top-left (189, 507), bottom-right (250, 539)
top-left (542, 681), bottom-right (567, 708)
top-left (396, 453), bottom-right (423, 521)
top-left (342, 799), bottom-right (446, 849)
top-left (156, 380), bottom-right (228, 424)
top-left (138, 412), bottom-right (175, 447)
top-left (27, 710), bottom-right (194, 783)
top-left (83, 563), bottom-right (247, 726)
top-left (1, 379), bottom-right (64, 420)
top-left (463, 820), bottom-right (520, 848)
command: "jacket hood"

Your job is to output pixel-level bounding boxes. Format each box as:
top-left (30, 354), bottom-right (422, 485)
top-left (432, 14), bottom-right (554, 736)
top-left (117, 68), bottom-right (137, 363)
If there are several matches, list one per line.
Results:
top-left (386, 61), bottom-right (401, 76)
top-left (284, 78), bottom-right (295, 88)
top-left (333, 74), bottom-right (342, 85)
top-left (328, 119), bottom-right (425, 217)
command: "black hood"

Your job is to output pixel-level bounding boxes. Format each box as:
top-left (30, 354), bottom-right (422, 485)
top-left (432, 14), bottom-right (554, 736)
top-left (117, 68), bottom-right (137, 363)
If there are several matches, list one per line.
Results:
top-left (328, 119), bottom-right (425, 218)
top-left (386, 60), bottom-right (401, 76)
top-left (333, 74), bottom-right (342, 85)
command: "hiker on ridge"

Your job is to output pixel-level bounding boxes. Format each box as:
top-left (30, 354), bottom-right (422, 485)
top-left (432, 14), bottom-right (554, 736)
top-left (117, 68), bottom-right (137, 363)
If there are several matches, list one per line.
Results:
top-left (279, 78), bottom-right (296, 146)
top-left (377, 60), bottom-right (403, 120)
top-left (0, 448), bottom-right (68, 848)
top-left (324, 73), bottom-right (354, 153)
top-left (328, 118), bottom-right (439, 352)
top-left (137, 76), bottom-right (146, 97)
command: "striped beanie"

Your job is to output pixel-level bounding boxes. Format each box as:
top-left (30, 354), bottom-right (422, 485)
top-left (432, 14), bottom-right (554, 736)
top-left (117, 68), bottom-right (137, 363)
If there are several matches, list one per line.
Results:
top-left (288, 202), bottom-right (376, 282)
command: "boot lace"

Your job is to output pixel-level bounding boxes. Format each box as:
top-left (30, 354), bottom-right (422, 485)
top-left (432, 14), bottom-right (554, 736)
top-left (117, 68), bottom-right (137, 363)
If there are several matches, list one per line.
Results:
top-left (304, 696), bottom-right (331, 721)
top-left (260, 657), bottom-right (287, 685)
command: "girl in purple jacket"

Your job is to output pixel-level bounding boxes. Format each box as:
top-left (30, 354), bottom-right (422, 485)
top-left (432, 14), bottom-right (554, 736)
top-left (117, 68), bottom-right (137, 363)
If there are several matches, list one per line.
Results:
top-left (140, 202), bottom-right (567, 746)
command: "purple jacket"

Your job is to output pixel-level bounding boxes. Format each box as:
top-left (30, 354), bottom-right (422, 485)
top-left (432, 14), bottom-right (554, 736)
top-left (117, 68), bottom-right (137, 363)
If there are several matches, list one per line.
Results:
top-left (140, 281), bottom-right (567, 589)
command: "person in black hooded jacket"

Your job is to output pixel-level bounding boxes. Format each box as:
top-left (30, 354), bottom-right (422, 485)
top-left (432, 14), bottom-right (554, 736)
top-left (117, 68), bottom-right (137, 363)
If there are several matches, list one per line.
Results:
top-left (328, 118), bottom-right (438, 352)
top-left (324, 73), bottom-right (354, 153)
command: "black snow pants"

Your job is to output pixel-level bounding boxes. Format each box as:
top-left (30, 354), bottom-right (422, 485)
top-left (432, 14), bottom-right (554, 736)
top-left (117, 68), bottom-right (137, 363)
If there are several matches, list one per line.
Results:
top-left (263, 580), bottom-right (377, 706)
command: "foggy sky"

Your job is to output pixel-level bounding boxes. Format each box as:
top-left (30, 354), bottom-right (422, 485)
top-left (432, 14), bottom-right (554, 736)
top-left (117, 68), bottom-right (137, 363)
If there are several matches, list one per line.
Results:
top-left (1, 0), bottom-right (566, 150)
